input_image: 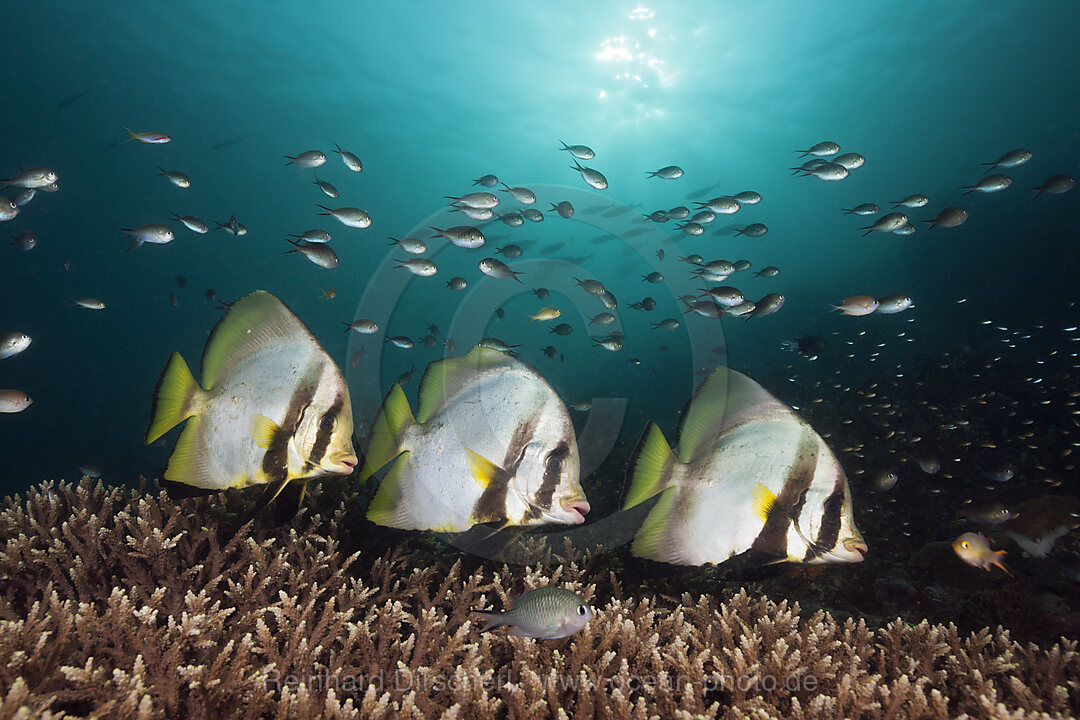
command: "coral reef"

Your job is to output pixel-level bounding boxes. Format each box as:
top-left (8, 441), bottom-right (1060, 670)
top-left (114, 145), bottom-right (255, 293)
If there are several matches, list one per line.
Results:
top-left (0, 478), bottom-right (1077, 719)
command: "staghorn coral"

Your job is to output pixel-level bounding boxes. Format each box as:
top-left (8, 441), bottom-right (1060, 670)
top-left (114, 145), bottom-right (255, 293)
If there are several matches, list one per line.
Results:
top-left (0, 478), bottom-right (1074, 719)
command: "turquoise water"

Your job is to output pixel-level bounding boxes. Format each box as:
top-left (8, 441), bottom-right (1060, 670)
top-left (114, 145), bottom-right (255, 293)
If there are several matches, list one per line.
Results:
top-left (1, 0), bottom-right (1078, 504)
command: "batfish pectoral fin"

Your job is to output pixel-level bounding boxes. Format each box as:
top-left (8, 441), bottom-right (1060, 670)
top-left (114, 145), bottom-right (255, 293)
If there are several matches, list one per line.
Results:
top-left (465, 448), bottom-right (508, 489)
top-left (145, 351), bottom-right (204, 445)
top-left (359, 383), bottom-right (413, 482)
top-left (752, 482), bottom-right (778, 521)
top-left (366, 451), bottom-right (417, 528)
top-left (249, 414), bottom-right (282, 449)
top-left (622, 422), bottom-right (676, 509)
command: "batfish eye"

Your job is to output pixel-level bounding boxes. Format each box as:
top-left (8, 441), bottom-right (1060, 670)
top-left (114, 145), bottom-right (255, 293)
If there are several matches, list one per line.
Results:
top-left (319, 413), bottom-right (335, 432)
top-left (577, 605), bottom-right (587, 616)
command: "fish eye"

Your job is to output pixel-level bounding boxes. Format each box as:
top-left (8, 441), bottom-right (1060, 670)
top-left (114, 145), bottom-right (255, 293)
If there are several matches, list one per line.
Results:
top-left (961, 541), bottom-right (969, 549)
top-left (577, 605), bottom-right (587, 616)
top-left (319, 413), bottom-right (335, 432)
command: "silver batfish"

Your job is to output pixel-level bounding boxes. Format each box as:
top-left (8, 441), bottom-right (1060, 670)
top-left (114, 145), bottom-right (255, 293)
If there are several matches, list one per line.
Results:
top-left (623, 366), bottom-right (866, 567)
top-left (360, 346), bottom-right (589, 532)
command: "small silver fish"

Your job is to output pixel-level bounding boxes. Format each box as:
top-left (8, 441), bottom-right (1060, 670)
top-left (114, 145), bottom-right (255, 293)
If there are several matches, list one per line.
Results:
top-left (157, 167), bottom-right (191, 188)
top-left (0, 332), bottom-right (31, 359)
top-left (332, 143), bottom-right (363, 172)
top-left (647, 165), bottom-right (683, 179)
top-left (559, 141), bottom-right (595, 160)
top-left (475, 587), bottom-right (594, 639)
top-left (0, 390), bottom-right (32, 413)
top-left (313, 175), bottom-right (339, 198)
top-left (394, 257), bottom-right (437, 277)
top-left (478, 257), bottom-right (522, 283)
top-left (284, 150), bottom-right (326, 168)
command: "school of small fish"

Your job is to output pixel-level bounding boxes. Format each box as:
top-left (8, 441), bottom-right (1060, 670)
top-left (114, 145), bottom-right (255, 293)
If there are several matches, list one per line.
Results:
top-left (3, 120), bottom-right (1078, 624)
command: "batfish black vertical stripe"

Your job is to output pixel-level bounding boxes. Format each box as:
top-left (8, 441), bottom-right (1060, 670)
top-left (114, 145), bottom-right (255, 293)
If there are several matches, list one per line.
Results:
top-left (262, 382), bottom-right (317, 480)
top-left (473, 464), bottom-right (512, 523)
top-left (308, 393), bottom-right (344, 466)
top-left (807, 475), bottom-right (845, 561)
top-left (532, 441), bottom-right (569, 512)
top-left (751, 428), bottom-right (818, 558)
top-left (474, 420), bottom-right (535, 523)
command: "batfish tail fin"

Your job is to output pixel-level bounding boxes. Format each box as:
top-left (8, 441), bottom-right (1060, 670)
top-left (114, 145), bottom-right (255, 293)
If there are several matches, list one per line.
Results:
top-left (145, 352), bottom-right (203, 444)
top-left (622, 422), bottom-right (676, 509)
top-left (359, 383), bottom-right (414, 482)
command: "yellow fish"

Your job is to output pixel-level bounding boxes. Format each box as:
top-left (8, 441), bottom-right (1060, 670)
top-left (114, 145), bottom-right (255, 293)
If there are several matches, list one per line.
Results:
top-left (527, 307), bottom-right (561, 322)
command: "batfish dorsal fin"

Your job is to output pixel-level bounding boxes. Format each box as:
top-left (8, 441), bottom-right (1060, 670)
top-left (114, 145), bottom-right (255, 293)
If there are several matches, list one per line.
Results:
top-left (201, 290), bottom-right (316, 389)
top-left (676, 366), bottom-right (793, 463)
top-left (359, 383), bottom-right (413, 482)
top-left (416, 346), bottom-right (513, 424)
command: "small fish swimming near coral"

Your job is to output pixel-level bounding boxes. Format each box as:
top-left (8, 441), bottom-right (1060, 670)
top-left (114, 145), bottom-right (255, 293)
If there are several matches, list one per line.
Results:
top-left (952, 532), bottom-right (1010, 575)
top-left (144, 290), bottom-right (357, 517)
top-left (474, 587), bottom-right (594, 639)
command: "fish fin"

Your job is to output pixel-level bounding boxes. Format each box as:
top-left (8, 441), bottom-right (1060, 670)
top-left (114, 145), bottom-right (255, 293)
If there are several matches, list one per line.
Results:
top-left (366, 451), bottom-right (414, 528)
top-left (162, 415), bottom-right (217, 489)
top-left (622, 422), bottom-right (676, 509)
top-left (240, 477), bottom-right (293, 525)
top-left (993, 551), bottom-right (1012, 576)
top-left (631, 487), bottom-right (697, 564)
top-left (359, 384), bottom-right (413, 482)
top-left (752, 482), bottom-right (778, 522)
top-left (145, 352), bottom-right (203, 444)
top-left (465, 449), bottom-right (505, 489)
top-left (472, 610), bottom-right (506, 632)
top-left (415, 346), bottom-right (510, 424)
top-left (249, 414), bottom-right (282, 450)
top-left (158, 477), bottom-right (219, 499)
top-left (677, 366), bottom-right (790, 463)
top-left (200, 290), bottom-right (314, 389)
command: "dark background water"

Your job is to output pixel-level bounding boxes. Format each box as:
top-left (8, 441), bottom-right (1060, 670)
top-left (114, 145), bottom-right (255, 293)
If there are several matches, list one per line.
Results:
top-left (1, 1), bottom-right (1079, 503)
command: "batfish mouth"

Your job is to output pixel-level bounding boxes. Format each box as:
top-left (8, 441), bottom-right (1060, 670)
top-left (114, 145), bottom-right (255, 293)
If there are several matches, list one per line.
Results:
top-left (562, 500), bottom-right (591, 524)
top-left (331, 455), bottom-right (359, 474)
top-left (842, 537), bottom-right (868, 562)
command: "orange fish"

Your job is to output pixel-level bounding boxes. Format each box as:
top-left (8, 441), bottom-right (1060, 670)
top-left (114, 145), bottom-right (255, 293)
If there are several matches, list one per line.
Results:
top-left (318, 288), bottom-right (337, 300)
top-left (952, 532), bottom-right (1011, 575)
